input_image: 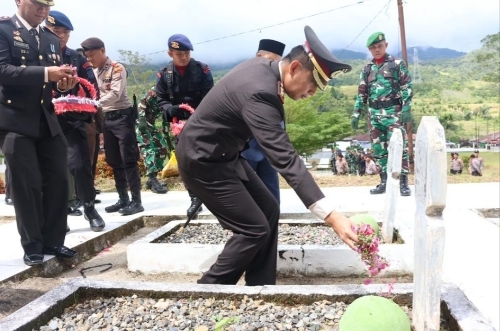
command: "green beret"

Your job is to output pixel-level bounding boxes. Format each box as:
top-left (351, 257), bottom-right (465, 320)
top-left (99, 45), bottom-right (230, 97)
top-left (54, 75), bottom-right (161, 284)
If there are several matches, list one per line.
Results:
top-left (366, 32), bottom-right (385, 47)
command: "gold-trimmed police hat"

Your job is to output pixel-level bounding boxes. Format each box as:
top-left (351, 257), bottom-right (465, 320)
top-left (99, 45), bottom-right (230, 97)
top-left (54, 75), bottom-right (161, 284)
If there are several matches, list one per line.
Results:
top-left (36, 0), bottom-right (55, 5)
top-left (302, 26), bottom-right (352, 91)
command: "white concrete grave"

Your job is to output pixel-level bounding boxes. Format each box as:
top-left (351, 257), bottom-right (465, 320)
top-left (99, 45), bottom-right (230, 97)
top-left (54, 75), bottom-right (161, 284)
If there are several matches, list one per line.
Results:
top-left (383, 128), bottom-right (403, 243)
top-left (127, 218), bottom-right (413, 277)
top-left (412, 116), bottom-right (447, 331)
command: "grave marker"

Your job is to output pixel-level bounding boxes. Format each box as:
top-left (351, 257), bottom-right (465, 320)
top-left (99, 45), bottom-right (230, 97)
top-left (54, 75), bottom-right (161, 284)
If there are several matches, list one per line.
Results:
top-left (412, 116), bottom-right (447, 331)
top-left (383, 128), bottom-right (403, 243)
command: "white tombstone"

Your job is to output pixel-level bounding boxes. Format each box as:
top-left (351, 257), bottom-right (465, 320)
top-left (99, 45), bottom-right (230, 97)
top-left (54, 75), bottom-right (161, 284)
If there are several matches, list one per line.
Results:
top-left (383, 128), bottom-right (403, 243)
top-left (412, 116), bottom-right (447, 331)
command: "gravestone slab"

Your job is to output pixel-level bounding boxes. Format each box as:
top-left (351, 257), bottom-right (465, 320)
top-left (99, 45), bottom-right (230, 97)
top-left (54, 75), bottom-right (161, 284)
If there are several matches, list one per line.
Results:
top-left (383, 128), bottom-right (403, 242)
top-left (412, 116), bottom-right (447, 331)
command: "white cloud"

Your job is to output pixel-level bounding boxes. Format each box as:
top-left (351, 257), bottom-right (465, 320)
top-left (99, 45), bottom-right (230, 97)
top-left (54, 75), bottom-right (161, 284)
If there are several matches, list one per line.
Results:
top-left (1, 0), bottom-right (498, 64)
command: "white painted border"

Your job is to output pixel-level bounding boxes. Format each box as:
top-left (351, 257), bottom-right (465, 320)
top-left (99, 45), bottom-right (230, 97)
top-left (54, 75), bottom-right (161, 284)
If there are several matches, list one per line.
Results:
top-left (128, 219), bottom-right (413, 277)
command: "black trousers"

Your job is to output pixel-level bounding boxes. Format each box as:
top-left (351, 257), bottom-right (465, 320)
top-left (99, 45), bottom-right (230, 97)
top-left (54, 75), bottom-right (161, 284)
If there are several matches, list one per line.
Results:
top-left (4, 165), bottom-right (11, 199)
top-left (180, 160), bottom-right (280, 286)
top-left (66, 127), bottom-right (95, 202)
top-left (103, 113), bottom-right (141, 193)
top-left (0, 124), bottom-right (68, 255)
top-left (88, 132), bottom-right (100, 178)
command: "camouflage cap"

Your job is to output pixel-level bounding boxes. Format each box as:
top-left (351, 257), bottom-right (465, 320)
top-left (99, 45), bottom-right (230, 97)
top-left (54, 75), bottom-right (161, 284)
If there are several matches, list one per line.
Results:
top-left (36, 0), bottom-right (55, 5)
top-left (366, 31), bottom-right (385, 47)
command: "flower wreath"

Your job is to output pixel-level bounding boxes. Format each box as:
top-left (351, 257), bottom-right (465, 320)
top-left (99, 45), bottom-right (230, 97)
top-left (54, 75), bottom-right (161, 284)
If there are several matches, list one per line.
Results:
top-left (52, 65), bottom-right (100, 115)
top-left (171, 103), bottom-right (195, 136)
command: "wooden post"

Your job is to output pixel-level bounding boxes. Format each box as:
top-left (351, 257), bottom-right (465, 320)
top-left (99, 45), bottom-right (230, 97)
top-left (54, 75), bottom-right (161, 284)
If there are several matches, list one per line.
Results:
top-left (412, 116), bottom-right (447, 331)
top-left (383, 128), bottom-right (403, 243)
top-left (397, 0), bottom-right (414, 172)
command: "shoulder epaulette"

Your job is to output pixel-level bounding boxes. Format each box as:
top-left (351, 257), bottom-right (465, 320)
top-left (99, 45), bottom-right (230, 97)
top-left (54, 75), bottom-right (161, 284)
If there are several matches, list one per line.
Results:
top-left (0, 16), bottom-right (10, 22)
top-left (198, 61), bottom-right (211, 74)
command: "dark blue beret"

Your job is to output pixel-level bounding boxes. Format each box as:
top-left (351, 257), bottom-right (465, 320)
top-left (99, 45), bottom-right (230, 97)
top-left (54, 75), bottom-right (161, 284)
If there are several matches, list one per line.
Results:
top-left (168, 34), bottom-right (193, 51)
top-left (45, 10), bottom-right (73, 31)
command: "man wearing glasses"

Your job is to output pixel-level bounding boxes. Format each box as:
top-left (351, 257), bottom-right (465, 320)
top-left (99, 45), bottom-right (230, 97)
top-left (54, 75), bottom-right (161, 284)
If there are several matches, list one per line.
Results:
top-left (155, 34), bottom-right (214, 217)
top-left (175, 26), bottom-right (358, 286)
top-left (351, 31), bottom-right (413, 197)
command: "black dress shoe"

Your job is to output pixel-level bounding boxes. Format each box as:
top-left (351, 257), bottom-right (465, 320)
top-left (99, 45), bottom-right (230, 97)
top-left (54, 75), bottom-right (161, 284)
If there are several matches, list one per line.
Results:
top-left (5, 197), bottom-right (13, 206)
top-left (23, 253), bottom-right (44, 266)
top-left (94, 199), bottom-right (101, 204)
top-left (95, 189), bottom-right (101, 195)
top-left (68, 207), bottom-right (83, 216)
top-left (43, 246), bottom-right (78, 258)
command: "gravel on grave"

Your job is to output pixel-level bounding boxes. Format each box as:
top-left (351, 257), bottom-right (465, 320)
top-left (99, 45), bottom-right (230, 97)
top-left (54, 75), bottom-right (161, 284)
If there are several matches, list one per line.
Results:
top-left (39, 295), bottom-right (451, 331)
top-left (157, 224), bottom-right (347, 246)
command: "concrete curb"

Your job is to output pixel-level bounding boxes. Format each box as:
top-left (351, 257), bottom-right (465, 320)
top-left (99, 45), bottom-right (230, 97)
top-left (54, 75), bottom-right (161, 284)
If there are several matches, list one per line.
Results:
top-left (127, 219), bottom-right (413, 277)
top-left (0, 211), bottom-right (384, 286)
top-left (0, 279), bottom-right (495, 331)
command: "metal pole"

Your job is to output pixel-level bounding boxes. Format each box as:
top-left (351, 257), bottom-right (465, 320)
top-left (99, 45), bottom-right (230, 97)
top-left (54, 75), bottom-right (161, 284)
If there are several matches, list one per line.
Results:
top-left (397, 0), bottom-right (413, 171)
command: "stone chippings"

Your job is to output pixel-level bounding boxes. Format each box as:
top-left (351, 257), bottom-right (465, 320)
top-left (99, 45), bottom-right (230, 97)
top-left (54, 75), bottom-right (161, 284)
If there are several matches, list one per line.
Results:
top-left (158, 224), bottom-right (349, 246)
top-left (37, 294), bottom-right (451, 331)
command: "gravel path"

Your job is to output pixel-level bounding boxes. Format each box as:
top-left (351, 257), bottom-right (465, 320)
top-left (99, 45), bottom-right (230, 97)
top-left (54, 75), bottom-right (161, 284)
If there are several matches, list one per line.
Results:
top-left (158, 224), bottom-right (345, 246)
top-left (38, 295), bottom-right (451, 331)
top-left (37, 295), bottom-right (420, 331)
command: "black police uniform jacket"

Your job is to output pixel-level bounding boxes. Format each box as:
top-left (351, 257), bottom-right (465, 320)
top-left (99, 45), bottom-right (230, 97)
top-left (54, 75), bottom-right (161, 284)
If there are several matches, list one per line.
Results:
top-left (0, 15), bottom-right (63, 138)
top-left (176, 57), bottom-right (325, 208)
top-left (155, 58), bottom-right (214, 122)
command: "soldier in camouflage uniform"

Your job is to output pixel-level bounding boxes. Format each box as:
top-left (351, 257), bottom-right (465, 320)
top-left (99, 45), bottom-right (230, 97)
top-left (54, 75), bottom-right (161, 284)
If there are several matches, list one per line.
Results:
top-left (136, 87), bottom-right (169, 194)
top-left (346, 147), bottom-right (358, 175)
top-left (351, 32), bottom-right (413, 196)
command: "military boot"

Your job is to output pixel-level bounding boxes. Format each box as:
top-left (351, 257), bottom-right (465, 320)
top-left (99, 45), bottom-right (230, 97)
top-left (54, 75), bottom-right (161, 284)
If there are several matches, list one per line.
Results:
top-left (105, 189), bottom-right (130, 213)
top-left (119, 191), bottom-right (144, 216)
top-left (84, 201), bottom-right (106, 232)
top-left (146, 173), bottom-right (168, 194)
top-left (370, 172), bottom-right (387, 195)
top-left (187, 192), bottom-right (203, 217)
top-left (400, 174), bottom-right (412, 197)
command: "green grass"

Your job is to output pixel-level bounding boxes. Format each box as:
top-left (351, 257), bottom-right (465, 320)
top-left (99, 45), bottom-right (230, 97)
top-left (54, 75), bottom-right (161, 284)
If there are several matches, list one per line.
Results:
top-left (445, 151), bottom-right (499, 183)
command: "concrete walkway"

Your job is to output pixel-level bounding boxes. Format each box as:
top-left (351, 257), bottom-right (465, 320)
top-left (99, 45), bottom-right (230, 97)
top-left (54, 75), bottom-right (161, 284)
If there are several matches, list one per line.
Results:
top-left (0, 182), bottom-right (498, 329)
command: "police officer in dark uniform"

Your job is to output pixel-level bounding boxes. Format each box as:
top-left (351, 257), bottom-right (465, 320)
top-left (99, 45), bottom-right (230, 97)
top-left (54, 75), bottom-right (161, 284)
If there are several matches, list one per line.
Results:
top-left (45, 11), bottom-right (105, 232)
top-left (155, 34), bottom-right (214, 216)
top-left (176, 26), bottom-right (358, 285)
top-left (81, 37), bottom-right (144, 216)
top-left (241, 39), bottom-right (286, 203)
top-left (0, 0), bottom-right (79, 266)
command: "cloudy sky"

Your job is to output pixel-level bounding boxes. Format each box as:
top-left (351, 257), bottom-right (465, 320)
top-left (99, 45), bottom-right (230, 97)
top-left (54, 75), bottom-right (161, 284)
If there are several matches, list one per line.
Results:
top-left (2, 0), bottom-right (498, 64)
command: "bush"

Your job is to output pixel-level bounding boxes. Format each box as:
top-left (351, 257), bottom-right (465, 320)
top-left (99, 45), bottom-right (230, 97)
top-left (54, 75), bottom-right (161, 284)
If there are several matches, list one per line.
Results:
top-left (95, 153), bottom-right (147, 179)
top-left (0, 177), bottom-right (5, 194)
top-left (461, 155), bottom-right (470, 171)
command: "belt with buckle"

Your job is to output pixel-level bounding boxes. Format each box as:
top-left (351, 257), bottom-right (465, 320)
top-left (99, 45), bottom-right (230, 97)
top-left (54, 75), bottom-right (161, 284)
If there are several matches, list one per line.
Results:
top-left (369, 99), bottom-right (401, 109)
top-left (103, 108), bottom-right (132, 120)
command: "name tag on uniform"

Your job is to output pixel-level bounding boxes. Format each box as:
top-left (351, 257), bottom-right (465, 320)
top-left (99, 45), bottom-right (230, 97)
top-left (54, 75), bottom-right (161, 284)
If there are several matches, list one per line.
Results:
top-left (13, 41), bottom-right (29, 49)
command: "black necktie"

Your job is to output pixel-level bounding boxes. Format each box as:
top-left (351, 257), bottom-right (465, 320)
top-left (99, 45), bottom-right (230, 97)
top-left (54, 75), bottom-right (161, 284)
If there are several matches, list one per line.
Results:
top-left (29, 28), bottom-right (39, 48)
